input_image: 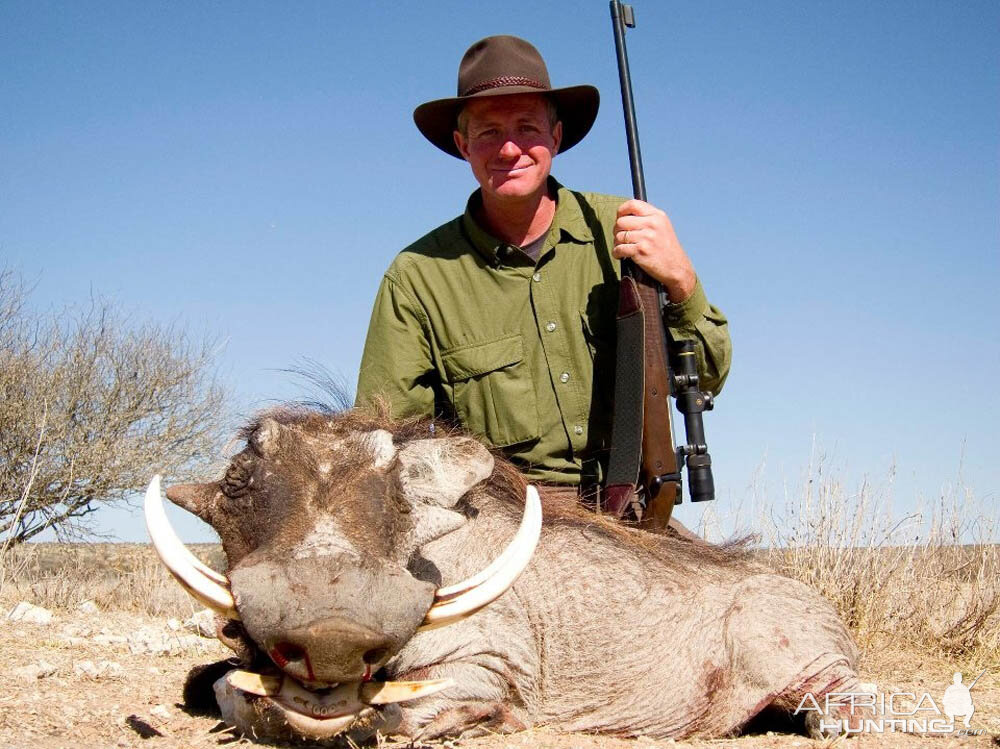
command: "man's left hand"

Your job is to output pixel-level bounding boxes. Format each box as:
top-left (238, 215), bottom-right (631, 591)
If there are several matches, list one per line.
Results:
top-left (613, 199), bottom-right (696, 302)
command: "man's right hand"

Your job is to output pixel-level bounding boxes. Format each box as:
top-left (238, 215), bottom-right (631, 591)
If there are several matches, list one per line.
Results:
top-left (612, 199), bottom-right (696, 303)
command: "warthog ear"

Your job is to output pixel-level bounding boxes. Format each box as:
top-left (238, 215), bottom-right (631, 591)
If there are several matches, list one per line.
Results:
top-left (166, 483), bottom-right (217, 521)
top-left (250, 418), bottom-right (283, 457)
top-left (396, 437), bottom-right (494, 508)
top-left (334, 429), bottom-right (398, 468)
top-left (364, 429), bottom-right (398, 468)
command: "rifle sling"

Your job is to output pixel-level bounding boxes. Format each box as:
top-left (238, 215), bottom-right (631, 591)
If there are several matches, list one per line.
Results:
top-left (604, 274), bottom-right (644, 514)
top-left (604, 268), bottom-right (680, 528)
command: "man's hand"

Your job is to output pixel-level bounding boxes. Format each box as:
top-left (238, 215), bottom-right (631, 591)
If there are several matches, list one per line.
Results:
top-left (613, 199), bottom-right (696, 302)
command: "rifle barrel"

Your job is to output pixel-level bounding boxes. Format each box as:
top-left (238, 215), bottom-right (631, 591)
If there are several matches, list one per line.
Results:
top-left (610, 1), bottom-right (646, 202)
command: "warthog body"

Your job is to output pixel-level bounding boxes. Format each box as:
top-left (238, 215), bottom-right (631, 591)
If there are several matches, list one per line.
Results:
top-left (158, 407), bottom-right (864, 743)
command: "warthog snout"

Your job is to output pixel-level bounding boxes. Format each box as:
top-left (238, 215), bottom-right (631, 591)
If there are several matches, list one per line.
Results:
top-left (270, 615), bottom-right (394, 684)
top-left (225, 555), bottom-right (437, 686)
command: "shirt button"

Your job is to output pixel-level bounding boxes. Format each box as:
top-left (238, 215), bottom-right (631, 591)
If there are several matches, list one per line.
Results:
top-left (545, 321), bottom-right (557, 332)
top-left (560, 372), bottom-right (570, 383)
top-left (532, 272), bottom-right (541, 282)
top-left (574, 425), bottom-right (584, 435)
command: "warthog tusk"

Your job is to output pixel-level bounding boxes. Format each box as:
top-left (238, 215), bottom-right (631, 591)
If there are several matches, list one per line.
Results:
top-left (433, 483), bottom-right (540, 601)
top-left (225, 670), bottom-right (453, 711)
top-left (226, 670), bottom-right (282, 696)
top-left (156, 499), bottom-right (229, 586)
top-left (419, 485), bottom-right (542, 631)
top-left (360, 678), bottom-right (454, 704)
top-left (145, 475), bottom-right (239, 620)
top-left (172, 534), bottom-right (228, 587)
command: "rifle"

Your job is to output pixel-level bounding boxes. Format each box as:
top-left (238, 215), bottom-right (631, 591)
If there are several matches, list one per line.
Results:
top-left (603, 0), bottom-right (716, 530)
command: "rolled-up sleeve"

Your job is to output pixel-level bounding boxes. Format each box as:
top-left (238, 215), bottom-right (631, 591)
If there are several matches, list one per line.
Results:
top-left (661, 277), bottom-right (732, 395)
top-left (355, 274), bottom-right (436, 418)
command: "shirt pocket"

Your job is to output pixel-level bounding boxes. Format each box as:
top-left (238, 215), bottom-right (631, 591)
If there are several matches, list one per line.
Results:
top-left (440, 333), bottom-right (539, 448)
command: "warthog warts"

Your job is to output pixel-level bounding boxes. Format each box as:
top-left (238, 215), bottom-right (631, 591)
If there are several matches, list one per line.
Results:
top-left (147, 406), bottom-right (868, 743)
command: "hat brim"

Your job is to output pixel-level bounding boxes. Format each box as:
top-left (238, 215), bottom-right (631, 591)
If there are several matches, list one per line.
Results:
top-left (413, 84), bottom-right (600, 159)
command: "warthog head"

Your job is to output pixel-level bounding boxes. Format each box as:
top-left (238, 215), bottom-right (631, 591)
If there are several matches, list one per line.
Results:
top-left (146, 409), bottom-right (541, 739)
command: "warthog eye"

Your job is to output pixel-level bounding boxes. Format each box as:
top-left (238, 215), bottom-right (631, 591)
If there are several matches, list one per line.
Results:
top-left (223, 453), bottom-right (254, 498)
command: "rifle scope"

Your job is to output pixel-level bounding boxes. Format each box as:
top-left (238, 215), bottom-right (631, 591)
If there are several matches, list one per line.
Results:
top-left (669, 339), bottom-right (715, 503)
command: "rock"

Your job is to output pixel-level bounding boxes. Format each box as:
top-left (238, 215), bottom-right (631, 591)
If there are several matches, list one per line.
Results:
top-left (184, 609), bottom-right (217, 638)
top-left (166, 618), bottom-right (181, 631)
top-left (6, 601), bottom-right (53, 624)
top-left (74, 660), bottom-right (98, 677)
top-left (14, 660), bottom-right (58, 681)
top-left (60, 622), bottom-right (94, 637)
top-left (127, 625), bottom-right (212, 655)
top-left (150, 704), bottom-right (172, 720)
top-left (77, 599), bottom-right (99, 614)
top-left (126, 629), bottom-right (169, 655)
top-left (74, 660), bottom-right (125, 680)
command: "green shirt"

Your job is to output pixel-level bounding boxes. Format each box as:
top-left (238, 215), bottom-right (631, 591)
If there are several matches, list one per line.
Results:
top-left (356, 179), bottom-right (731, 485)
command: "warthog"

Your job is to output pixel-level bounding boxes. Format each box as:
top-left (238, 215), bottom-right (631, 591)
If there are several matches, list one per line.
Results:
top-left (147, 406), bottom-right (866, 743)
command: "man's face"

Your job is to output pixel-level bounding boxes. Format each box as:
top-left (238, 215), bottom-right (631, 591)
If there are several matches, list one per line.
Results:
top-left (453, 93), bottom-right (562, 203)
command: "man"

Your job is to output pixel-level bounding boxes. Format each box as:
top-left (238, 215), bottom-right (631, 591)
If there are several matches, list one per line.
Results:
top-left (357, 35), bottom-right (730, 498)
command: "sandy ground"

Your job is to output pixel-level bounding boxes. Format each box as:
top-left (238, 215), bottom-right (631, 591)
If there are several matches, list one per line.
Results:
top-left (2, 609), bottom-right (997, 749)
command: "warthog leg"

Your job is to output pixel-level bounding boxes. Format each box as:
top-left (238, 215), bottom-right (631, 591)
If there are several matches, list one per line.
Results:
top-left (713, 573), bottom-right (864, 736)
top-left (388, 656), bottom-right (532, 740)
top-left (415, 701), bottom-right (528, 739)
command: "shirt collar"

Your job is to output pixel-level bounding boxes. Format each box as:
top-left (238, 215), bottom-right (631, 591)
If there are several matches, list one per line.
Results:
top-left (461, 177), bottom-right (594, 266)
top-left (550, 178), bottom-right (594, 245)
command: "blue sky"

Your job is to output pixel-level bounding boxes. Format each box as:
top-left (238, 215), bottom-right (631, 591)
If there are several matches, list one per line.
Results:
top-left (2, 1), bottom-right (997, 542)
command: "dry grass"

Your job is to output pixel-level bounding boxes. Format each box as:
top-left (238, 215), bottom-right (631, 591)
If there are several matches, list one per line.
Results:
top-left (702, 445), bottom-right (1000, 667)
top-left (0, 542), bottom-right (225, 617)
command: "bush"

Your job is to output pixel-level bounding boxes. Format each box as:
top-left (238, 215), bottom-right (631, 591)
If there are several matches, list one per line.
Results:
top-left (0, 268), bottom-right (228, 545)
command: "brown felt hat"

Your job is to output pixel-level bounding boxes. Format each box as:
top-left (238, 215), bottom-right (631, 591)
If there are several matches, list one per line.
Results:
top-left (414, 35), bottom-right (600, 159)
